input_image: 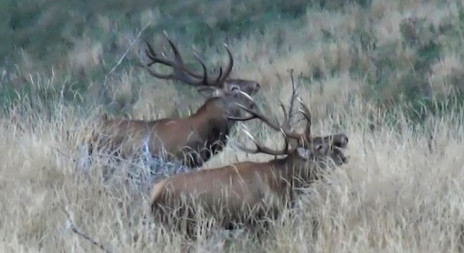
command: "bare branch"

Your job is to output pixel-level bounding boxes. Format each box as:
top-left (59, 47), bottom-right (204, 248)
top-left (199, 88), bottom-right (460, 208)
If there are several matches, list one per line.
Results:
top-left (103, 22), bottom-right (151, 88)
top-left (60, 206), bottom-right (113, 253)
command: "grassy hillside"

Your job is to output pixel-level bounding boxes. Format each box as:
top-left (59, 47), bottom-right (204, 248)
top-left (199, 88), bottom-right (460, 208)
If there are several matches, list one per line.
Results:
top-left (2, 0), bottom-right (463, 115)
top-left (2, 0), bottom-right (464, 252)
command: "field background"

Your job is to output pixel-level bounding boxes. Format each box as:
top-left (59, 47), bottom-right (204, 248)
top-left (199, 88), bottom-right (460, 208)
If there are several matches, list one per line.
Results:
top-left (1, 0), bottom-right (464, 252)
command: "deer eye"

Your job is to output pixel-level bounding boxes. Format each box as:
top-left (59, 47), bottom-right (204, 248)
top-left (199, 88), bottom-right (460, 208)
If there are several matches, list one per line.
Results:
top-left (315, 144), bottom-right (324, 152)
top-left (230, 85), bottom-right (240, 91)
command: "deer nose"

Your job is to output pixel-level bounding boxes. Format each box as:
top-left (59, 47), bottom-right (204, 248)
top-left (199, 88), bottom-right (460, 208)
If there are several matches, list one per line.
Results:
top-left (334, 134), bottom-right (348, 148)
top-left (255, 83), bottom-right (261, 91)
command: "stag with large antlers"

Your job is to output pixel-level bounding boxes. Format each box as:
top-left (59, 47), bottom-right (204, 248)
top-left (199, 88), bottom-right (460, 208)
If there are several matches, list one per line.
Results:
top-left (85, 36), bottom-right (261, 168)
top-left (150, 97), bottom-right (349, 238)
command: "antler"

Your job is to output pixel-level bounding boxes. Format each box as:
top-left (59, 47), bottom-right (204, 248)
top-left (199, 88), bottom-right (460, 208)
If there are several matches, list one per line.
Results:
top-left (230, 92), bottom-right (313, 150)
top-left (143, 34), bottom-right (234, 87)
top-left (297, 97), bottom-right (311, 138)
top-left (229, 102), bottom-right (309, 142)
top-left (231, 73), bottom-right (314, 157)
top-left (219, 43), bottom-right (234, 84)
top-left (234, 128), bottom-right (293, 156)
top-left (286, 69), bottom-right (298, 126)
top-left (232, 99), bottom-right (312, 157)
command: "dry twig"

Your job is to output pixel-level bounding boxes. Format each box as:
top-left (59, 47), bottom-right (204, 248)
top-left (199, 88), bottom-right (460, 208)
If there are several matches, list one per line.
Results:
top-left (61, 206), bottom-right (114, 253)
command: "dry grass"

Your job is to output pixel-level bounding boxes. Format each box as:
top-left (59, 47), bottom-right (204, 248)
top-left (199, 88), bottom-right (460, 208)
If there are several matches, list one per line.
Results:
top-left (2, 0), bottom-right (464, 252)
top-left (1, 80), bottom-right (464, 252)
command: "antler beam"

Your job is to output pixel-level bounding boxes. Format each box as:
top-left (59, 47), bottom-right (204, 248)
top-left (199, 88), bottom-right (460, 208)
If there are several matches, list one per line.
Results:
top-left (143, 35), bottom-right (234, 87)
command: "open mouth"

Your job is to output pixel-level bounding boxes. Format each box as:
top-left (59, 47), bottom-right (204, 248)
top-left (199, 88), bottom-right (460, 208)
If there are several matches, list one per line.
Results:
top-left (331, 134), bottom-right (348, 165)
top-left (333, 147), bottom-right (348, 165)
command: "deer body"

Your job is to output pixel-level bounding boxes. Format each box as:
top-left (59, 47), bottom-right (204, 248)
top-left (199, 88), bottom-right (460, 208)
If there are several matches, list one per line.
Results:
top-left (151, 156), bottom-right (303, 225)
top-left (89, 96), bottom-right (248, 167)
top-left (150, 133), bottom-right (349, 235)
top-left (86, 36), bottom-right (260, 168)
top-left (149, 94), bottom-right (349, 237)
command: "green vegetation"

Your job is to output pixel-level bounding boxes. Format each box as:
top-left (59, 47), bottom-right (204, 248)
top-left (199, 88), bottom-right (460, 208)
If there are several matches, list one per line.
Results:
top-left (2, 0), bottom-right (464, 119)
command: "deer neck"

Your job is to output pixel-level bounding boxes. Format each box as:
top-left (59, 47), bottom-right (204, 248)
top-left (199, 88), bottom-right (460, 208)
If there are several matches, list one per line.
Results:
top-left (189, 99), bottom-right (228, 129)
top-left (276, 155), bottom-right (319, 189)
top-left (183, 100), bottom-right (229, 150)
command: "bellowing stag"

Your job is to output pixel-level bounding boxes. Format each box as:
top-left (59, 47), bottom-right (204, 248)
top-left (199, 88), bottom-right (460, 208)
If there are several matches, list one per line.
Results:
top-left (86, 36), bottom-right (261, 168)
top-left (150, 97), bottom-right (349, 238)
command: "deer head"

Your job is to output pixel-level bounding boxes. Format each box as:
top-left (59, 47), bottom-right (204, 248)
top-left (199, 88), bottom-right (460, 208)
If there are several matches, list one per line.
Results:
top-left (232, 97), bottom-right (349, 168)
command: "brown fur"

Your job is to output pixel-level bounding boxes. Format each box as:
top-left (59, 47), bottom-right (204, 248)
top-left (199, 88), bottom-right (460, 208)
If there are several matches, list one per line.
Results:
top-left (87, 91), bottom-right (257, 167)
top-left (150, 133), bottom-right (349, 237)
top-left (85, 36), bottom-right (261, 168)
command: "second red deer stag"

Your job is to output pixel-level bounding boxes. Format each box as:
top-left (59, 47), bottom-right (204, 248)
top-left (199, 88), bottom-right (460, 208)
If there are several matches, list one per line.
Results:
top-left (150, 97), bottom-right (349, 238)
top-left (86, 36), bottom-right (260, 168)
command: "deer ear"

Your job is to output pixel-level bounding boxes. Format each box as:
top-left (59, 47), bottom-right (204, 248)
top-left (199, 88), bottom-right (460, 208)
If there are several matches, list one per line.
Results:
top-left (197, 87), bottom-right (223, 98)
top-left (296, 147), bottom-right (310, 160)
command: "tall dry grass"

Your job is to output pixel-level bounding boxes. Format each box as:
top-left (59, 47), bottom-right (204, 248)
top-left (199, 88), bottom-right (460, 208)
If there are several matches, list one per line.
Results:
top-left (1, 75), bottom-right (464, 252)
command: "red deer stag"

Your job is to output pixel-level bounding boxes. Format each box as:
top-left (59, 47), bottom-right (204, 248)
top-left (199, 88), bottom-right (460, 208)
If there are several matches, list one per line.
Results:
top-left (150, 97), bottom-right (349, 238)
top-left (86, 36), bottom-right (260, 168)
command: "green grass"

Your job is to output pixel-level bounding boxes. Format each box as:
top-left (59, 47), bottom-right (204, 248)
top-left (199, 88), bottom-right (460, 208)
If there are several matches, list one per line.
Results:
top-left (1, 0), bottom-right (463, 116)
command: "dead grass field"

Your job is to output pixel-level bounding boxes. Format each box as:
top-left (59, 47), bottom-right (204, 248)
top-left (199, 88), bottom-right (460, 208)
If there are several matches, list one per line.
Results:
top-left (1, 82), bottom-right (464, 252)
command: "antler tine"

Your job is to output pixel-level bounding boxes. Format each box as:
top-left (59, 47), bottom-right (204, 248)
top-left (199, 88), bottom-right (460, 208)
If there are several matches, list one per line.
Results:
top-left (237, 90), bottom-right (255, 103)
top-left (192, 50), bottom-right (228, 87)
top-left (287, 68), bottom-right (298, 125)
top-left (219, 43), bottom-right (234, 83)
top-left (279, 101), bottom-right (290, 131)
top-left (165, 36), bottom-right (183, 64)
top-left (167, 38), bottom-right (227, 87)
top-left (223, 91), bottom-right (256, 121)
top-left (165, 37), bottom-right (212, 82)
top-left (233, 141), bottom-right (261, 154)
top-left (281, 132), bottom-right (290, 153)
top-left (144, 35), bottom-right (235, 87)
top-left (232, 103), bottom-right (305, 141)
top-left (297, 97), bottom-right (312, 138)
top-left (236, 129), bottom-right (291, 156)
top-left (145, 40), bottom-right (157, 66)
top-left (144, 37), bottom-right (209, 86)
top-left (192, 50), bottom-right (209, 85)
top-left (143, 41), bottom-right (178, 79)
top-left (214, 67), bottom-right (223, 84)
top-left (144, 40), bottom-right (179, 68)
top-left (163, 31), bottom-right (197, 76)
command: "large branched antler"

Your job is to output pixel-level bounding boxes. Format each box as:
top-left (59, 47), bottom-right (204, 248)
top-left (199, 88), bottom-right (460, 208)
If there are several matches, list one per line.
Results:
top-left (229, 100), bottom-right (310, 143)
top-left (233, 128), bottom-right (292, 156)
top-left (143, 34), bottom-right (234, 87)
top-left (231, 93), bottom-right (313, 156)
